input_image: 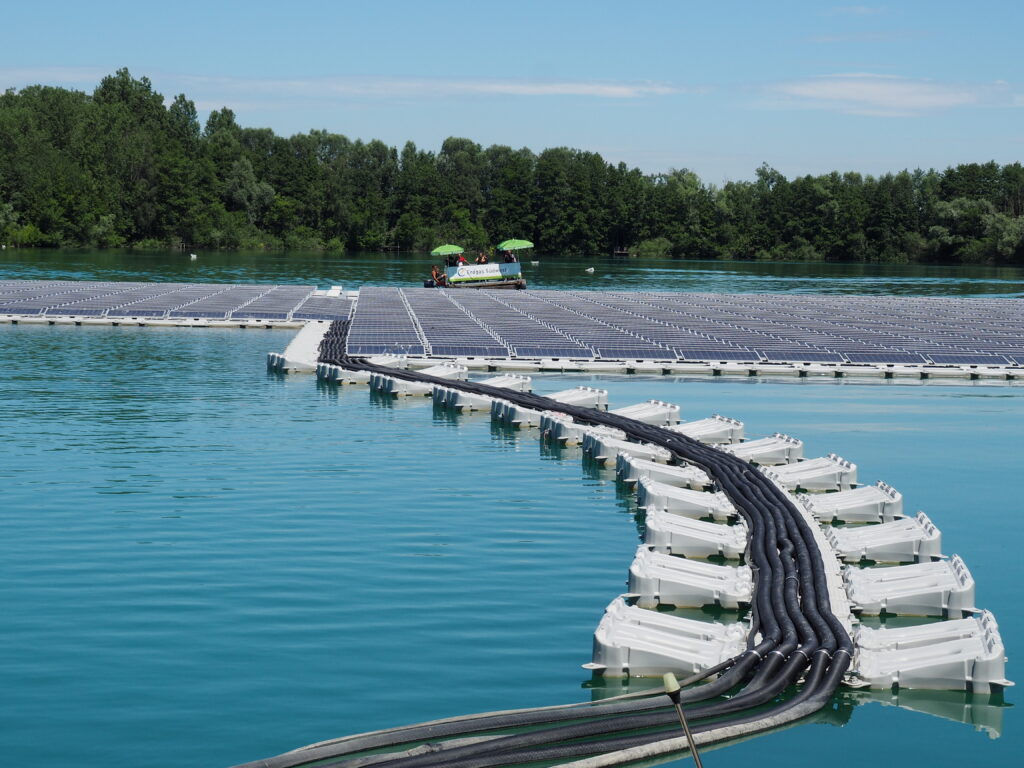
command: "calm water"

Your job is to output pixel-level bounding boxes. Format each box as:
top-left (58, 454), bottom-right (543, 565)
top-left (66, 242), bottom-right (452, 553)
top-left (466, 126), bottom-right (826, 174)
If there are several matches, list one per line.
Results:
top-left (2, 247), bottom-right (1024, 296)
top-left (1, 252), bottom-right (1021, 768)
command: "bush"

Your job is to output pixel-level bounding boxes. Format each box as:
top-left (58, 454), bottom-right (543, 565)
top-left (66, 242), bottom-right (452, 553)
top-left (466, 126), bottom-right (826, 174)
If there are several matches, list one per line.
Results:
top-left (633, 237), bottom-right (671, 258)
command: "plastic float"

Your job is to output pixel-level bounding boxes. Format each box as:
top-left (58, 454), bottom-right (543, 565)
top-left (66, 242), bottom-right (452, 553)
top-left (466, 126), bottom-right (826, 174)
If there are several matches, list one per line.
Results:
top-left (643, 508), bottom-right (748, 559)
top-left (581, 433), bottom-right (672, 465)
top-left (546, 385), bottom-right (609, 409)
top-left (799, 481), bottom-right (904, 523)
top-left (845, 555), bottom-right (976, 617)
top-left (433, 374), bottom-right (532, 412)
top-left (722, 433), bottom-right (804, 465)
top-left (628, 546), bottom-right (753, 609)
top-left (826, 511), bottom-right (942, 563)
top-left (370, 363), bottom-right (467, 397)
top-left (853, 611), bottom-right (1011, 693)
top-left (636, 477), bottom-right (735, 522)
top-left (666, 415), bottom-right (744, 445)
top-left (540, 413), bottom-right (626, 447)
top-left (664, 362), bottom-right (715, 375)
top-left (609, 399), bottom-right (680, 426)
top-left (303, 328), bottom-right (1013, 744)
top-left (616, 455), bottom-right (713, 490)
top-left (315, 362), bottom-right (371, 384)
top-left (365, 354), bottom-right (410, 369)
top-left (764, 453), bottom-right (857, 492)
top-left (586, 597), bottom-right (748, 678)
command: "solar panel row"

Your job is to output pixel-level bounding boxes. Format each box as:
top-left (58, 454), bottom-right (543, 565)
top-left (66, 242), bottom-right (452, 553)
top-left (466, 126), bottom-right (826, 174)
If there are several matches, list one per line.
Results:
top-left (368, 289), bottom-right (1022, 366)
top-left (0, 280), bottom-right (328, 321)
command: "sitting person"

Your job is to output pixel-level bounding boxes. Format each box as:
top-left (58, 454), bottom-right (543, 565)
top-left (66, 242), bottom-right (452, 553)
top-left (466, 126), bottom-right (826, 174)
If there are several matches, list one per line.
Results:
top-left (430, 265), bottom-right (446, 286)
top-left (502, 250), bottom-right (517, 263)
top-left (475, 252), bottom-right (489, 264)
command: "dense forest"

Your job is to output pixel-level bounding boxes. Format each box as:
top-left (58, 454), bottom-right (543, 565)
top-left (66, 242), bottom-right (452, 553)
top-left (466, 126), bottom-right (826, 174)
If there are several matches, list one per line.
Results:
top-left (1, 69), bottom-right (1023, 264)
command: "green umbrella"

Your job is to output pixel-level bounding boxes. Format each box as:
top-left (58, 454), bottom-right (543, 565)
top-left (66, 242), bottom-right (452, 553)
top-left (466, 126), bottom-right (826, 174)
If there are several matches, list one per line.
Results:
top-left (430, 243), bottom-right (464, 256)
top-left (496, 239), bottom-right (534, 251)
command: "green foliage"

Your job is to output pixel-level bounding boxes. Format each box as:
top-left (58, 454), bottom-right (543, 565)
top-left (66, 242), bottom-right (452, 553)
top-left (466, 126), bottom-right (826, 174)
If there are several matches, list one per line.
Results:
top-left (634, 237), bottom-right (672, 258)
top-left (1, 71), bottom-right (1023, 264)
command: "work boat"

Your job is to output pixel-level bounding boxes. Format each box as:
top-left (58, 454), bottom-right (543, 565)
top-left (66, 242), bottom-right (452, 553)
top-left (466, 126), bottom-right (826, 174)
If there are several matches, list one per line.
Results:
top-left (445, 261), bottom-right (526, 289)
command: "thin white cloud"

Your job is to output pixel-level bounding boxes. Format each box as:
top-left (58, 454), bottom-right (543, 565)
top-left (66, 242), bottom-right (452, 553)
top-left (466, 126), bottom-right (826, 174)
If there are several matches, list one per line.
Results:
top-left (767, 74), bottom-right (999, 116)
top-left (179, 74), bottom-right (687, 101)
top-left (0, 67), bottom-right (688, 101)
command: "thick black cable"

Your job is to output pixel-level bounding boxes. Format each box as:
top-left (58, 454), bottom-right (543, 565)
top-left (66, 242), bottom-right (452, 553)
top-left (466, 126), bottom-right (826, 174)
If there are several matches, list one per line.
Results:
top-left (229, 323), bottom-right (854, 768)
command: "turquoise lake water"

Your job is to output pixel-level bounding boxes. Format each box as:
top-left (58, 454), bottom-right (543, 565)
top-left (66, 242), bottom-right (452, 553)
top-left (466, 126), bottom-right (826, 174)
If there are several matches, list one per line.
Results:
top-left (1, 252), bottom-right (1022, 767)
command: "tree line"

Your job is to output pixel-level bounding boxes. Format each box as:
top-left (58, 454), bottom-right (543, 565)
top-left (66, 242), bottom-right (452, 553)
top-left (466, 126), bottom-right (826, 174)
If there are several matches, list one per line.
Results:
top-left (2, 69), bottom-right (1023, 265)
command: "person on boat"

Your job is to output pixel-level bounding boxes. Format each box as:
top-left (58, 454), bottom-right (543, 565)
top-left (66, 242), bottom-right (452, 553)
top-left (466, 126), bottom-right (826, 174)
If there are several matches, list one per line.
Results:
top-left (457, 254), bottom-right (468, 265)
top-left (430, 265), bottom-right (446, 287)
top-left (475, 252), bottom-right (489, 264)
top-left (502, 250), bottom-right (518, 263)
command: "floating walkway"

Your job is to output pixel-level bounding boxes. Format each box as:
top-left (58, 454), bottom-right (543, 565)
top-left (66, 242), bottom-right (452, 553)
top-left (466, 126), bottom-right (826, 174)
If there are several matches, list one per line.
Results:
top-left (4, 279), bottom-right (1024, 380)
top-left (233, 320), bottom-right (1012, 768)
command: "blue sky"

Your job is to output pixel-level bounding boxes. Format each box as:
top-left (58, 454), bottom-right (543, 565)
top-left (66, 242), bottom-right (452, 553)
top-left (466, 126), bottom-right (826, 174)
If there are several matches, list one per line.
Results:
top-left (3, 1), bottom-right (1022, 182)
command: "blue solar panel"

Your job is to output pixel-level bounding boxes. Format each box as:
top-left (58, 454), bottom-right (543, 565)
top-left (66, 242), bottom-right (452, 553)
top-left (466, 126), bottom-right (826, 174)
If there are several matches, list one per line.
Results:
top-left (429, 344), bottom-right (507, 356)
top-left (593, 346), bottom-right (676, 360)
top-left (927, 353), bottom-right (1009, 365)
top-left (760, 350), bottom-right (845, 363)
top-left (511, 346), bottom-right (591, 358)
top-left (845, 352), bottom-right (927, 364)
top-left (674, 347), bottom-right (760, 362)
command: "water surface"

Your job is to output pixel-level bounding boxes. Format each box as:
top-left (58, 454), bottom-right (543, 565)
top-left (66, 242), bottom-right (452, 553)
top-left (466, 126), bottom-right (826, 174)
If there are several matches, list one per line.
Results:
top-left (0, 253), bottom-right (1020, 767)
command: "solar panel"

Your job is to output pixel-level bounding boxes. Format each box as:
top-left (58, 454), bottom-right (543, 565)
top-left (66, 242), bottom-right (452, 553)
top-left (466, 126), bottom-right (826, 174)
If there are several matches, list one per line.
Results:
top-left (511, 345), bottom-right (592, 358)
top-left (844, 352), bottom-right (927, 364)
top-left (759, 350), bottom-right (845, 363)
top-left (674, 347), bottom-right (760, 362)
top-left (926, 353), bottom-right (1009, 365)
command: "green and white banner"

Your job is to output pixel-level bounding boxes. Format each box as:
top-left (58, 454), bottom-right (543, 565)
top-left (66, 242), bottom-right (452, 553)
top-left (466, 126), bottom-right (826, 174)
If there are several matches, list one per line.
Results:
top-left (446, 263), bottom-right (522, 283)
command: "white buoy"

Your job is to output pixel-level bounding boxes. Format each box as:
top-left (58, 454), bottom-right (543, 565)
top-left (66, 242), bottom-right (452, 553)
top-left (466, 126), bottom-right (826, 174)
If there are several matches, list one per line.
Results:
top-left (190, 253), bottom-right (197, 261)
top-left (585, 267), bottom-right (595, 273)
top-left (530, 260), bottom-right (539, 265)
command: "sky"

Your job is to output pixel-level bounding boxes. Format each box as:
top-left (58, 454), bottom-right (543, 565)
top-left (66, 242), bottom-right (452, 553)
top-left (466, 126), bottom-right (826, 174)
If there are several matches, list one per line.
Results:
top-left (2, 0), bottom-right (1022, 182)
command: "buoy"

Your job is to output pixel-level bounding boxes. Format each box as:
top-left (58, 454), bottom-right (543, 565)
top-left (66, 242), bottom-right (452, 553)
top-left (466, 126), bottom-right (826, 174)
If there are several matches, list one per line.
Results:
top-left (190, 253), bottom-right (197, 261)
top-left (585, 267), bottom-right (595, 273)
top-left (530, 260), bottom-right (539, 265)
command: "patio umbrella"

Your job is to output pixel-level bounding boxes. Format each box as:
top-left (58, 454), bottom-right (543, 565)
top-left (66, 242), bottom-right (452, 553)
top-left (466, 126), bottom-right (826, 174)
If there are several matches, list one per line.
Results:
top-left (430, 244), bottom-right (464, 256)
top-left (496, 239), bottom-right (533, 251)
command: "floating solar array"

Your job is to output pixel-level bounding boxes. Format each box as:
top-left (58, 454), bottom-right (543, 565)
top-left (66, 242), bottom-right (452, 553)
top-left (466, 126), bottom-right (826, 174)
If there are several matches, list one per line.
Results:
top-left (346, 287), bottom-right (425, 355)
top-left (404, 289), bottom-right (508, 357)
top-left (342, 288), bottom-right (1024, 366)
top-left (291, 294), bottom-right (354, 322)
top-left (231, 285), bottom-right (316, 320)
top-left (0, 280), bottom-right (337, 321)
